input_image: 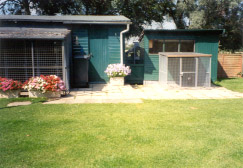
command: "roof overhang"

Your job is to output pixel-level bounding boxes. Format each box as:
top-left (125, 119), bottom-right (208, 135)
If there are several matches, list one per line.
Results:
top-left (0, 27), bottom-right (71, 39)
top-left (0, 15), bottom-right (132, 25)
top-left (144, 29), bottom-right (224, 34)
top-left (159, 52), bottom-right (212, 57)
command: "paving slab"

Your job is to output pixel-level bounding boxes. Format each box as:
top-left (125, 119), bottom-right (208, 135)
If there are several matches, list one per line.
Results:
top-left (7, 101), bottom-right (32, 107)
top-left (43, 84), bottom-right (243, 104)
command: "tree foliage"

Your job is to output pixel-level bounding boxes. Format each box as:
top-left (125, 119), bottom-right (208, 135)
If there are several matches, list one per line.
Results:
top-left (0, 0), bottom-right (79, 15)
top-left (0, 0), bottom-right (242, 51)
top-left (189, 0), bottom-right (243, 51)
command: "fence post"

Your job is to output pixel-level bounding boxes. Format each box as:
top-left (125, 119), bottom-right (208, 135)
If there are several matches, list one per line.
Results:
top-left (242, 54), bottom-right (243, 73)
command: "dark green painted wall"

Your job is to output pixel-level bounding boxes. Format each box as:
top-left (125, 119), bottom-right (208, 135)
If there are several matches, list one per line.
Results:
top-left (195, 35), bottom-right (219, 81)
top-left (72, 25), bottom-right (123, 84)
top-left (142, 32), bottom-right (220, 82)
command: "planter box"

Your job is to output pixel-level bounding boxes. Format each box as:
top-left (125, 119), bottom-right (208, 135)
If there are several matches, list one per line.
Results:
top-left (109, 77), bottom-right (124, 86)
top-left (29, 90), bottom-right (61, 98)
top-left (0, 90), bottom-right (20, 98)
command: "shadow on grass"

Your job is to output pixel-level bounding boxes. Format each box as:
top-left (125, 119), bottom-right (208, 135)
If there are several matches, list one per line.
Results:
top-left (213, 78), bottom-right (239, 86)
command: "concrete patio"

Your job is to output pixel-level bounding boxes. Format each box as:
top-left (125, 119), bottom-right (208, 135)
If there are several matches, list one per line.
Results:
top-left (43, 84), bottom-right (243, 104)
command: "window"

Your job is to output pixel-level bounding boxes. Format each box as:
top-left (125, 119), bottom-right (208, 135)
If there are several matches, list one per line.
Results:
top-left (149, 40), bottom-right (163, 54)
top-left (148, 39), bottom-right (195, 54)
top-left (180, 40), bottom-right (194, 52)
top-left (165, 40), bottom-right (179, 52)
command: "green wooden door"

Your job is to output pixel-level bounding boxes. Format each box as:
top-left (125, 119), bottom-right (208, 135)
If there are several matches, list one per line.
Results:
top-left (89, 27), bottom-right (109, 83)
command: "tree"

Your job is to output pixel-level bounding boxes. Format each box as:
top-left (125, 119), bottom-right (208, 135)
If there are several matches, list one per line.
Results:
top-left (112, 0), bottom-right (168, 35)
top-left (0, 0), bottom-right (79, 15)
top-left (79, 0), bottom-right (114, 15)
top-left (0, 0), bottom-right (32, 15)
top-left (0, 0), bottom-right (242, 51)
top-left (189, 0), bottom-right (243, 51)
top-left (162, 0), bottom-right (196, 29)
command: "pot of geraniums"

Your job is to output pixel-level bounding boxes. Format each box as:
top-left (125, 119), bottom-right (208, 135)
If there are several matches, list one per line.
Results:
top-left (104, 64), bottom-right (131, 86)
top-left (23, 75), bottom-right (66, 98)
top-left (0, 77), bottom-right (22, 98)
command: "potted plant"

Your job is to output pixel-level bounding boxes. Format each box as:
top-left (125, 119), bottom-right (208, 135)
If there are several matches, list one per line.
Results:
top-left (23, 75), bottom-right (66, 98)
top-left (0, 77), bottom-right (22, 98)
top-left (237, 72), bottom-right (242, 78)
top-left (104, 64), bottom-right (131, 86)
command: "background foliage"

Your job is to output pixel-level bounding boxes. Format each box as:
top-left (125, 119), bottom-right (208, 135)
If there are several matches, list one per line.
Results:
top-left (0, 0), bottom-right (242, 51)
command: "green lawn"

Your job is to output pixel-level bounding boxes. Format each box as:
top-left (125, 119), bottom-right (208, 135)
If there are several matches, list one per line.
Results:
top-left (0, 98), bottom-right (242, 168)
top-left (215, 78), bottom-right (243, 93)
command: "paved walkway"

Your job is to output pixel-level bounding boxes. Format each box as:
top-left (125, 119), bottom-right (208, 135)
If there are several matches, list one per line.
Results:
top-left (44, 84), bottom-right (243, 104)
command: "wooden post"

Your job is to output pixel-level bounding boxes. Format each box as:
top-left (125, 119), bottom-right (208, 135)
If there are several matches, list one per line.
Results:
top-left (180, 57), bottom-right (182, 87)
top-left (195, 57), bottom-right (198, 87)
top-left (62, 41), bottom-right (66, 85)
top-left (31, 41), bottom-right (35, 77)
top-left (242, 54), bottom-right (243, 74)
top-left (209, 57), bottom-right (212, 87)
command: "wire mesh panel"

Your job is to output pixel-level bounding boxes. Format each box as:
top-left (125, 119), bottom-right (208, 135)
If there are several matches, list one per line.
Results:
top-left (0, 40), bottom-right (32, 68)
top-left (182, 73), bottom-right (196, 87)
top-left (0, 39), bottom-right (63, 82)
top-left (34, 40), bottom-right (62, 67)
top-left (159, 53), bottom-right (211, 87)
top-left (167, 58), bottom-right (180, 85)
top-left (35, 68), bottom-right (63, 79)
top-left (0, 68), bottom-right (33, 82)
top-left (181, 58), bottom-right (196, 87)
top-left (182, 57), bottom-right (196, 72)
top-left (159, 55), bottom-right (167, 84)
top-left (198, 57), bottom-right (211, 87)
top-left (33, 40), bottom-right (63, 79)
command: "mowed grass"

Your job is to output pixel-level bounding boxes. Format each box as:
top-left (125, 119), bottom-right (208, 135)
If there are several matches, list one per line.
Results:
top-left (215, 78), bottom-right (243, 93)
top-left (0, 98), bottom-right (243, 168)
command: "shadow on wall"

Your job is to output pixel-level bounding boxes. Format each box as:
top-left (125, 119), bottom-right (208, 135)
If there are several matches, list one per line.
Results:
top-left (218, 62), bottom-right (228, 78)
top-left (143, 49), bottom-right (157, 75)
top-left (88, 63), bottom-right (107, 84)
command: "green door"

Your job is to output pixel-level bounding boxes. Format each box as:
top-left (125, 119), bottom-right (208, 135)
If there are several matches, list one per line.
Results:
top-left (89, 27), bottom-right (109, 83)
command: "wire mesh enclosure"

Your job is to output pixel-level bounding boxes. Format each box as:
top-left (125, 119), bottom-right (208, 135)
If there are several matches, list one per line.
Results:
top-left (159, 52), bottom-right (211, 87)
top-left (0, 39), bottom-right (63, 82)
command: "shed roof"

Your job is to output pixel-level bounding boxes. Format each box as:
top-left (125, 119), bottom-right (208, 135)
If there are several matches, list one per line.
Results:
top-left (0, 15), bottom-right (131, 24)
top-left (159, 52), bottom-right (212, 57)
top-left (0, 27), bottom-right (70, 39)
top-left (144, 29), bottom-right (224, 34)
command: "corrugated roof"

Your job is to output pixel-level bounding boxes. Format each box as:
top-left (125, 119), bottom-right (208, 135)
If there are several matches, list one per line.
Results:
top-left (0, 27), bottom-right (70, 39)
top-left (0, 15), bottom-right (131, 24)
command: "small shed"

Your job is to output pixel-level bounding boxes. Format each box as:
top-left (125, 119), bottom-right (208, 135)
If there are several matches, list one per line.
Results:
top-left (0, 15), bottom-right (131, 89)
top-left (135, 29), bottom-right (224, 86)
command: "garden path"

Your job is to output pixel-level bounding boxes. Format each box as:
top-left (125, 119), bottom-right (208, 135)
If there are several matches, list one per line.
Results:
top-left (43, 84), bottom-right (243, 104)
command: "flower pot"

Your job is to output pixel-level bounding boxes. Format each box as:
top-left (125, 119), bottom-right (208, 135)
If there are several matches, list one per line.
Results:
top-left (0, 90), bottom-right (20, 98)
top-left (109, 77), bottom-right (124, 86)
top-left (29, 90), bottom-right (61, 98)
